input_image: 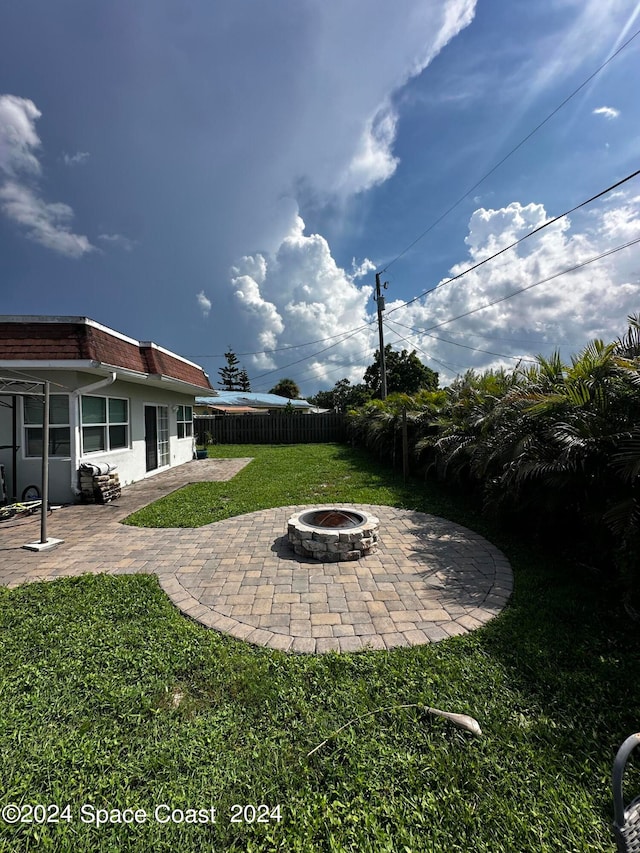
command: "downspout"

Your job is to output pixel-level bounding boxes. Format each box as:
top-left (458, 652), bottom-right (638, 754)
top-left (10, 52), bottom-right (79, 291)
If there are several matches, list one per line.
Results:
top-left (70, 371), bottom-right (117, 498)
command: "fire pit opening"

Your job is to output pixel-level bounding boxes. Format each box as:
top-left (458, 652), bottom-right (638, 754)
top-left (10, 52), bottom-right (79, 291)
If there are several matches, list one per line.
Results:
top-left (287, 507), bottom-right (379, 562)
top-left (299, 509), bottom-right (365, 529)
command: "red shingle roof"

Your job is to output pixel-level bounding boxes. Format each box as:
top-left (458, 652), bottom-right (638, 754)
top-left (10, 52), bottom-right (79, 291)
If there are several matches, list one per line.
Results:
top-left (0, 317), bottom-right (212, 390)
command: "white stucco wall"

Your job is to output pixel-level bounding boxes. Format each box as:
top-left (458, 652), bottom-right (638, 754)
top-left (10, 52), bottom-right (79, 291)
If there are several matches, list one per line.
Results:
top-left (90, 379), bottom-right (196, 490)
top-left (0, 369), bottom-right (198, 505)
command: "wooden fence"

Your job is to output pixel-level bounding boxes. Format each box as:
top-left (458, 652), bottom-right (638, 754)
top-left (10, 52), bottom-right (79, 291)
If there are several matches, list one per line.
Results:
top-left (194, 413), bottom-right (347, 445)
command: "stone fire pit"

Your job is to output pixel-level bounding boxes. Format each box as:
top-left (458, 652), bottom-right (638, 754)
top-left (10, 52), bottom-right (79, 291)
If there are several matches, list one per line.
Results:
top-left (287, 508), bottom-right (379, 562)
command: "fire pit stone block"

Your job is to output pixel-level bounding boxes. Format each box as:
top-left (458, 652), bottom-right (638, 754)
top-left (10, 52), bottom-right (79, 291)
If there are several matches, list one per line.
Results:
top-left (287, 508), bottom-right (379, 562)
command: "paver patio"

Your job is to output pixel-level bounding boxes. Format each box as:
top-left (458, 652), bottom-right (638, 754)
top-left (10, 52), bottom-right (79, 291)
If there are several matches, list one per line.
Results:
top-left (0, 458), bottom-right (513, 653)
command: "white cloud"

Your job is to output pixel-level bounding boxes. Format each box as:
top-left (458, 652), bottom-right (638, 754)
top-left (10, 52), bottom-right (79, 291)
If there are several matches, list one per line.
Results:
top-left (63, 150), bottom-right (90, 166)
top-left (337, 105), bottom-right (400, 195)
top-left (0, 95), bottom-right (41, 176)
top-left (196, 290), bottom-right (212, 318)
top-left (230, 259), bottom-right (285, 370)
top-left (0, 93), bottom-right (94, 257)
top-left (230, 216), bottom-right (375, 383)
top-left (206, 1), bottom-right (481, 382)
top-left (255, 0), bottom-right (477, 208)
top-left (384, 195), bottom-right (640, 383)
top-left (98, 232), bottom-right (136, 251)
top-left (231, 253), bottom-right (267, 286)
top-left (0, 181), bottom-right (94, 258)
top-left (593, 106), bottom-right (620, 119)
top-left (351, 257), bottom-right (377, 279)
top-left (230, 197), bottom-right (640, 393)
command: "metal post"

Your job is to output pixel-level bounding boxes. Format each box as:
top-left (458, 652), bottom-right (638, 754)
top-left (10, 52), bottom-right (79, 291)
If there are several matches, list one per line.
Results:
top-left (375, 273), bottom-right (387, 400)
top-left (11, 394), bottom-right (17, 501)
top-left (40, 381), bottom-right (49, 544)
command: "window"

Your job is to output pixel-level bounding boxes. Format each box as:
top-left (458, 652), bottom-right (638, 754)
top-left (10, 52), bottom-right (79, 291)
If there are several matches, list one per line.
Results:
top-left (81, 395), bottom-right (129, 454)
top-left (24, 395), bottom-right (71, 457)
top-left (177, 405), bottom-right (193, 439)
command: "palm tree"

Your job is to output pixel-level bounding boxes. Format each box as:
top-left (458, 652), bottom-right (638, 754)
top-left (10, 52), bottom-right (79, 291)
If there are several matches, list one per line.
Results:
top-left (425, 328), bottom-right (640, 587)
top-left (350, 315), bottom-right (640, 597)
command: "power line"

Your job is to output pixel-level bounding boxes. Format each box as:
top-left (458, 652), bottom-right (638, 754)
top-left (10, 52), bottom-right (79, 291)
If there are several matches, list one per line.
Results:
top-left (415, 236), bottom-right (640, 333)
top-left (250, 342), bottom-right (379, 392)
top-left (247, 319), bottom-right (378, 384)
top-left (267, 236), bottom-right (639, 391)
top-left (380, 324), bottom-right (431, 362)
top-left (425, 353), bottom-right (467, 374)
top-left (275, 230), bottom-right (639, 390)
top-left (385, 167), bottom-right (640, 319)
top-left (454, 329), bottom-right (582, 347)
top-left (378, 24), bottom-right (640, 275)
top-left (384, 317), bottom-right (538, 363)
top-left (379, 319), bottom-right (465, 373)
top-left (191, 30), bottom-right (640, 385)
top-left (381, 323), bottom-right (464, 374)
top-left (190, 321), bottom-right (374, 359)
top-left (199, 171), bottom-right (639, 389)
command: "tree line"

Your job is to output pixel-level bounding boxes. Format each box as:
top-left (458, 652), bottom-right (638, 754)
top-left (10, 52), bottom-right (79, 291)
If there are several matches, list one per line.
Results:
top-left (218, 345), bottom-right (438, 404)
top-left (309, 346), bottom-right (438, 410)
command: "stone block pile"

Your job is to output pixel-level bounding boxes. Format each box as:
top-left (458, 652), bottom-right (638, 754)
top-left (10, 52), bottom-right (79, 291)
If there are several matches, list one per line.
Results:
top-left (78, 468), bottom-right (122, 504)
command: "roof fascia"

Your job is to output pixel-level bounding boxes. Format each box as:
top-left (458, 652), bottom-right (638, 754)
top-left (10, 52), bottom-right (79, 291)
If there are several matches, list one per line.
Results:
top-left (0, 361), bottom-right (210, 396)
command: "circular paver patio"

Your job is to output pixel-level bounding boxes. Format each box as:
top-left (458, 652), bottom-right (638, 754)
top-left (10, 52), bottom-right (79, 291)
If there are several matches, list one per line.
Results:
top-left (158, 503), bottom-right (513, 654)
top-left (0, 461), bottom-right (513, 654)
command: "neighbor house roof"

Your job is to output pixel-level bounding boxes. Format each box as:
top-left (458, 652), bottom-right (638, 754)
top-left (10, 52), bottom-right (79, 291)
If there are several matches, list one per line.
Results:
top-left (197, 391), bottom-right (311, 409)
top-left (0, 316), bottom-right (212, 393)
top-left (204, 405), bottom-right (264, 414)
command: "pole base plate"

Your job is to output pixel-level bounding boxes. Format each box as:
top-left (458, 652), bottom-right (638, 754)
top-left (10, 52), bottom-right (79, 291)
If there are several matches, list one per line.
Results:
top-left (22, 538), bottom-right (64, 552)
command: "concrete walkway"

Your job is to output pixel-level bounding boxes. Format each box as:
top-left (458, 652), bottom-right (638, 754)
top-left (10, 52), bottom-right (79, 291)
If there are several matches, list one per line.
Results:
top-left (0, 458), bottom-right (513, 653)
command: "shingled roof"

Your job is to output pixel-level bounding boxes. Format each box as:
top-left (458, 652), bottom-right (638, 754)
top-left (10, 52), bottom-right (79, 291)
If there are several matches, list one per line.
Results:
top-left (0, 316), bottom-right (212, 390)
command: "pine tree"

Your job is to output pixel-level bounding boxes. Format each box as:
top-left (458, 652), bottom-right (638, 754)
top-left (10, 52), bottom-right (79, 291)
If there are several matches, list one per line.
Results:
top-left (238, 368), bottom-right (251, 392)
top-left (218, 350), bottom-right (242, 390)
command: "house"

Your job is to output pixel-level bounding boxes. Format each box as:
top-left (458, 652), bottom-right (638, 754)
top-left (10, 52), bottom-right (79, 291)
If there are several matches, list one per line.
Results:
top-left (0, 316), bottom-right (213, 504)
top-left (195, 391), bottom-right (315, 414)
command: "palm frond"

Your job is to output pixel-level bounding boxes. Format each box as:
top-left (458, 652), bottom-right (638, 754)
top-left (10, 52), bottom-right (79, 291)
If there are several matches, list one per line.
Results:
top-left (602, 498), bottom-right (640, 537)
top-left (614, 312), bottom-right (640, 358)
top-left (609, 432), bottom-right (640, 482)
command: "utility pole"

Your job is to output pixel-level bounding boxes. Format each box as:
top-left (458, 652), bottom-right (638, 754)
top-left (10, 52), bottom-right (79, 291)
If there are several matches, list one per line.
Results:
top-left (375, 273), bottom-right (388, 399)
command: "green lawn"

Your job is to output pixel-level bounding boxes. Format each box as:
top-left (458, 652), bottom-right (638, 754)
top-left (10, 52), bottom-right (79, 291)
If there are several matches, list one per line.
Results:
top-left (1, 444), bottom-right (638, 852)
top-left (123, 443), bottom-right (438, 528)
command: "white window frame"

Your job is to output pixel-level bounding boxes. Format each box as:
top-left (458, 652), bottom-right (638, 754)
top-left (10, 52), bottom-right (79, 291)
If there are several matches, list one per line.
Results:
top-left (81, 395), bottom-right (130, 455)
top-left (157, 405), bottom-right (170, 467)
top-left (176, 405), bottom-right (193, 439)
top-left (23, 394), bottom-right (71, 458)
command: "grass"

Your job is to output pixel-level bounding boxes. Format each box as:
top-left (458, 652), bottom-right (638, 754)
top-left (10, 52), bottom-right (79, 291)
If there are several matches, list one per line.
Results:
top-left (1, 443), bottom-right (639, 852)
top-left (123, 443), bottom-right (462, 528)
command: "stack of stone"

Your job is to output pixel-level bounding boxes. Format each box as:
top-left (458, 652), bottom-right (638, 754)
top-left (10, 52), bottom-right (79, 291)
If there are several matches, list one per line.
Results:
top-left (79, 469), bottom-right (121, 504)
top-left (287, 510), bottom-right (379, 562)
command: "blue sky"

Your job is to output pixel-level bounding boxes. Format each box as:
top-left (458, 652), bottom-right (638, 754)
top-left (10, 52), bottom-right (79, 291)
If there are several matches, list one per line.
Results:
top-left (1, 0), bottom-right (639, 396)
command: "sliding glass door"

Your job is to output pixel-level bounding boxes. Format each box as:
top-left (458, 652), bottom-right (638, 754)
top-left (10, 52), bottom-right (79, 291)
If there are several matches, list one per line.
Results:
top-left (144, 405), bottom-right (169, 471)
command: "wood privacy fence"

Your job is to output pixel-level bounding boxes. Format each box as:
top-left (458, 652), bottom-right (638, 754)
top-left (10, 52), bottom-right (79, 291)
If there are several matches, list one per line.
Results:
top-left (194, 413), bottom-right (347, 445)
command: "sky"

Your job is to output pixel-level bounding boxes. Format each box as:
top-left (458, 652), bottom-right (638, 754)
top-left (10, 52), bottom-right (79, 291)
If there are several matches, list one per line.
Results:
top-left (1, 0), bottom-right (639, 397)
